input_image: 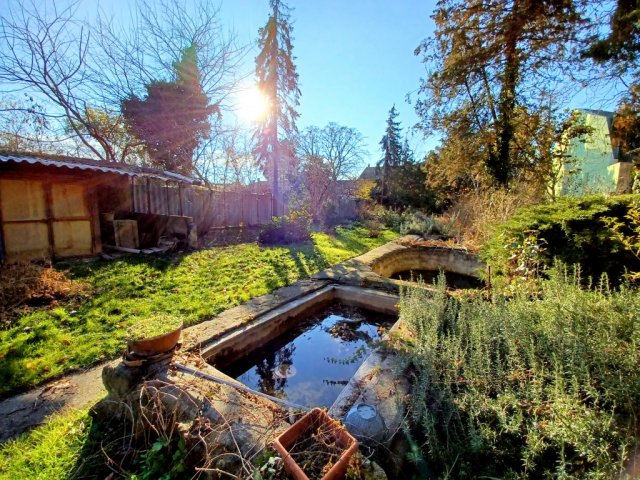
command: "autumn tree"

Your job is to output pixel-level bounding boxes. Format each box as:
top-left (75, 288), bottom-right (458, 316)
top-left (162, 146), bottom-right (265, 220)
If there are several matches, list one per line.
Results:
top-left (122, 45), bottom-right (216, 175)
top-left (415, 0), bottom-right (585, 188)
top-left (254, 0), bottom-right (301, 215)
top-left (585, 0), bottom-right (640, 73)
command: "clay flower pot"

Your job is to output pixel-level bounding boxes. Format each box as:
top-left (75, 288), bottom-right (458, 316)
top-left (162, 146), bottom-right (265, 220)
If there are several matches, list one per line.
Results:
top-left (273, 408), bottom-right (358, 480)
top-left (126, 321), bottom-right (183, 357)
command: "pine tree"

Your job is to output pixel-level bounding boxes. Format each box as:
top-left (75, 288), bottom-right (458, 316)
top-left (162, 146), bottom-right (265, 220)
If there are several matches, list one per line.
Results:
top-left (378, 105), bottom-right (403, 202)
top-left (122, 44), bottom-right (216, 175)
top-left (254, 0), bottom-right (301, 215)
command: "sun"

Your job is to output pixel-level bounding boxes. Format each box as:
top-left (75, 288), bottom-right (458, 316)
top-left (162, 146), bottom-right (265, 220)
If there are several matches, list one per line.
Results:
top-left (237, 85), bottom-right (270, 123)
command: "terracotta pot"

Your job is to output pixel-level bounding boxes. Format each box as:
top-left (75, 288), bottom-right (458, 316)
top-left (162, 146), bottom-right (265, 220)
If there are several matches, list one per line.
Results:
top-left (273, 408), bottom-right (359, 480)
top-left (126, 324), bottom-right (183, 357)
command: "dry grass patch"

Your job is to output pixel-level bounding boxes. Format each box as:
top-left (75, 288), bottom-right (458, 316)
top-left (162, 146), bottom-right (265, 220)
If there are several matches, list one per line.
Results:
top-left (0, 262), bottom-right (90, 328)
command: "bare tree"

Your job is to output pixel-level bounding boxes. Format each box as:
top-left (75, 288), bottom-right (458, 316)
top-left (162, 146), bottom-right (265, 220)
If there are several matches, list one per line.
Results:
top-left (92, 0), bottom-right (247, 110)
top-left (0, 0), bottom-right (247, 169)
top-left (0, 0), bottom-right (123, 160)
top-left (295, 122), bottom-right (367, 222)
top-left (297, 122), bottom-right (367, 181)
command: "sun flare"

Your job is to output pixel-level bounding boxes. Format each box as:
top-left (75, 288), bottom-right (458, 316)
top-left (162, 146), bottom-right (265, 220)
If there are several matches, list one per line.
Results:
top-left (237, 85), bottom-right (269, 122)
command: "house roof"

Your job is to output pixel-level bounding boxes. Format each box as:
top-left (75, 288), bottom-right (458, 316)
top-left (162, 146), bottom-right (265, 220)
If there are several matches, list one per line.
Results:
top-left (359, 166), bottom-right (380, 180)
top-left (0, 152), bottom-right (194, 184)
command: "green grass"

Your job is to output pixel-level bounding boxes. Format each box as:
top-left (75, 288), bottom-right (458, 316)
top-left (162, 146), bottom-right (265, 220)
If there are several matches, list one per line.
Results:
top-left (0, 226), bottom-right (398, 396)
top-left (0, 408), bottom-right (91, 480)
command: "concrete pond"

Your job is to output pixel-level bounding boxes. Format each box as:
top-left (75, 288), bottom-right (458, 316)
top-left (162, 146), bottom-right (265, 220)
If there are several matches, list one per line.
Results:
top-left (99, 236), bottom-right (485, 478)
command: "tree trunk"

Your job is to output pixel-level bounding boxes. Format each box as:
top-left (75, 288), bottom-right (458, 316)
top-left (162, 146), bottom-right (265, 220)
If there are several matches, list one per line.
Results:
top-left (488, 0), bottom-right (522, 187)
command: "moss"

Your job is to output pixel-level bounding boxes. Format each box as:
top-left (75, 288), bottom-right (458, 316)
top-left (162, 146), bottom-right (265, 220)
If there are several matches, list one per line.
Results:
top-left (126, 314), bottom-right (183, 341)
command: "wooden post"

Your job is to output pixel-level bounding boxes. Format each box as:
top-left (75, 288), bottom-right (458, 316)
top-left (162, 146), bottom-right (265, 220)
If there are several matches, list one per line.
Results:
top-left (146, 177), bottom-right (151, 214)
top-left (44, 176), bottom-right (55, 259)
top-left (0, 183), bottom-right (5, 262)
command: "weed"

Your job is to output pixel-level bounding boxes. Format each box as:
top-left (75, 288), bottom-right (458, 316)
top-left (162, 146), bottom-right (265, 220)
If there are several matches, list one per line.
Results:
top-left (0, 261), bottom-right (90, 328)
top-left (400, 211), bottom-right (459, 238)
top-left (127, 314), bottom-right (183, 341)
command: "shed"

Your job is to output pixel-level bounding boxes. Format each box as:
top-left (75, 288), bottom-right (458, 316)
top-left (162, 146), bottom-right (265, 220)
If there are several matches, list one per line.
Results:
top-left (0, 152), bottom-right (194, 262)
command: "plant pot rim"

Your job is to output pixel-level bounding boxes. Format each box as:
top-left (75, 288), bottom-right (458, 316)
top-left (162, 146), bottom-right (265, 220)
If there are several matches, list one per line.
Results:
top-left (273, 407), bottom-right (359, 480)
top-left (126, 323), bottom-right (183, 357)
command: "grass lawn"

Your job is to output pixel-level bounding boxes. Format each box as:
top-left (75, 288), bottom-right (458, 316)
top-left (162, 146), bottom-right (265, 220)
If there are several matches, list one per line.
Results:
top-left (0, 226), bottom-right (397, 396)
top-left (0, 408), bottom-right (91, 480)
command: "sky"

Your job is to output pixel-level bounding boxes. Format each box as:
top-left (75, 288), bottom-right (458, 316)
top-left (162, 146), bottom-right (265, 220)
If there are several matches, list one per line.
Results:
top-left (220, 0), bottom-right (439, 166)
top-left (9, 0), bottom-right (623, 172)
top-left (89, 0), bottom-right (438, 169)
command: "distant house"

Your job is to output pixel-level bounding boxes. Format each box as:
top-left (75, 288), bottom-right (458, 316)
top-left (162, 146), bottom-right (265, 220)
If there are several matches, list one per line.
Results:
top-left (0, 152), bottom-right (195, 262)
top-left (554, 109), bottom-right (634, 197)
top-left (358, 165), bottom-right (381, 181)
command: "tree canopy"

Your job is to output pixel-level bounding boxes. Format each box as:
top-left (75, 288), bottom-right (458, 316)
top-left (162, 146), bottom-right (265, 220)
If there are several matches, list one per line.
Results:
top-left (416, 0), bottom-right (585, 188)
top-left (122, 45), bottom-right (216, 175)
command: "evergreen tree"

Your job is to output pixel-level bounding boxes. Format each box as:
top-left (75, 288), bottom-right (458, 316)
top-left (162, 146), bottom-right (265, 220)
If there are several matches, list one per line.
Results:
top-left (254, 0), bottom-right (301, 215)
top-left (378, 105), bottom-right (404, 202)
top-left (585, 0), bottom-right (640, 70)
top-left (122, 45), bottom-right (216, 175)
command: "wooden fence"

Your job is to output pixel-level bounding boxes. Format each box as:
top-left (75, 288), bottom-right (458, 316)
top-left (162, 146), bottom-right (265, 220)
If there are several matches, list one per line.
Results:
top-left (130, 178), bottom-right (273, 233)
top-left (130, 177), bottom-right (358, 234)
top-left (187, 189), bottom-right (273, 232)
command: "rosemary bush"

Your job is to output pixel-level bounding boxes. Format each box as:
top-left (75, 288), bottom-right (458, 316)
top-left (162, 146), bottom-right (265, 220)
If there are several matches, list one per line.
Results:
top-left (400, 211), bottom-right (459, 238)
top-left (399, 267), bottom-right (640, 478)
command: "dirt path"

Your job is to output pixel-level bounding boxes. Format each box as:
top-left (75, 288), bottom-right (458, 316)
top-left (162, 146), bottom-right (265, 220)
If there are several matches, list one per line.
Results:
top-left (0, 362), bottom-right (109, 443)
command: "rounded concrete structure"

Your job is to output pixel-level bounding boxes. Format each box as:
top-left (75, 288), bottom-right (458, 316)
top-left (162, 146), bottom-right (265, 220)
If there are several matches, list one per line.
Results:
top-left (370, 245), bottom-right (483, 279)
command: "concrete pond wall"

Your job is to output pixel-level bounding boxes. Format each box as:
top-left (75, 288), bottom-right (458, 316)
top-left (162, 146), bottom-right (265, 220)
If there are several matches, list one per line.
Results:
top-left (100, 236), bottom-right (483, 478)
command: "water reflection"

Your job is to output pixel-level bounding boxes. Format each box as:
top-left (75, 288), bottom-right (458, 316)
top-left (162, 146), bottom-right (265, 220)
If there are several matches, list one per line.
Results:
top-left (227, 304), bottom-right (396, 407)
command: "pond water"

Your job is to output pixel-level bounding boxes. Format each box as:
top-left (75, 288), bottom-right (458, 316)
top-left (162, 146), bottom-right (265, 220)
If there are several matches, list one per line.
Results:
top-left (391, 269), bottom-right (484, 290)
top-left (220, 304), bottom-right (396, 408)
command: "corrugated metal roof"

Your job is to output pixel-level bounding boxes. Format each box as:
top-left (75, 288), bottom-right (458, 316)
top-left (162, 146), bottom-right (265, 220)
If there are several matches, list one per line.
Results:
top-left (0, 153), bottom-right (193, 184)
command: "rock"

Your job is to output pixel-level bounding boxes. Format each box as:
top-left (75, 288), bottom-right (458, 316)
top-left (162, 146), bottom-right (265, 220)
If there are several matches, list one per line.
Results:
top-left (361, 460), bottom-right (388, 480)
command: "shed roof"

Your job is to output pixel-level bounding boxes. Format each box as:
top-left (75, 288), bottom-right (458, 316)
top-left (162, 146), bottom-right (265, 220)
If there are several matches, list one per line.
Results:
top-left (0, 152), bottom-right (194, 184)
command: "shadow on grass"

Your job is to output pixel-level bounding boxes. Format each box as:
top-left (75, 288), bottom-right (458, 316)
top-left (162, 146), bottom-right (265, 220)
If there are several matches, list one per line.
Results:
top-left (68, 253), bottom-right (176, 281)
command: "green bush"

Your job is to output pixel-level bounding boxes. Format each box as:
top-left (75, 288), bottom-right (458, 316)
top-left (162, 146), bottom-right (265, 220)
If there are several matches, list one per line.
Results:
top-left (482, 194), bottom-right (640, 286)
top-left (399, 268), bottom-right (640, 478)
top-left (258, 210), bottom-right (312, 245)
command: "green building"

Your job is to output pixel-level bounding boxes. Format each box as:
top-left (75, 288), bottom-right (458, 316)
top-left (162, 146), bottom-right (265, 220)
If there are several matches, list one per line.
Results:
top-left (554, 109), bottom-right (634, 197)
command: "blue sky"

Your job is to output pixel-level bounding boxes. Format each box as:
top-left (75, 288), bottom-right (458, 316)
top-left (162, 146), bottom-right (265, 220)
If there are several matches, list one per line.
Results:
top-left (82, 0), bottom-right (438, 169)
top-left (218, 0), bottom-right (438, 166)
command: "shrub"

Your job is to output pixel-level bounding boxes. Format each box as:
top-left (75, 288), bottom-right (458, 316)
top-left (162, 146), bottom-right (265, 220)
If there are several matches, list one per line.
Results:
top-left (482, 194), bottom-right (640, 286)
top-left (399, 211), bottom-right (459, 238)
top-left (258, 210), bottom-right (312, 245)
top-left (449, 186), bottom-right (538, 248)
top-left (358, 204), bottom-right (404, 236)
top-left (399, 267), bottom-right (640, 478)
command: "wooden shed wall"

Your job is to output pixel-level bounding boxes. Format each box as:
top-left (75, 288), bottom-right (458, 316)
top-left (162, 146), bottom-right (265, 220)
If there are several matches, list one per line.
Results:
top-left (0, 163), bottom-right (100, 262)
